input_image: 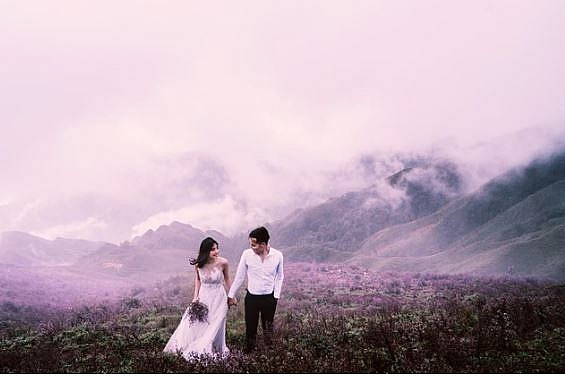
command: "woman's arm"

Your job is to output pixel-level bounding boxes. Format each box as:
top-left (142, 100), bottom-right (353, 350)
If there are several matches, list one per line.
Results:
top-left (193, 266), bottom-right (201, 302)
top-left (223, 259), bottom-right (232, 295)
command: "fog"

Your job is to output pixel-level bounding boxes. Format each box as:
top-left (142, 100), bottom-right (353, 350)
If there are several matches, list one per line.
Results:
top-left (1, 0), bottom-right (565, 243)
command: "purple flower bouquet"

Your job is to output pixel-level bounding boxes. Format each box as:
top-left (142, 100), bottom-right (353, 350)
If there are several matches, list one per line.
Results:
top-left (187, 300), bottom-right (209, 324)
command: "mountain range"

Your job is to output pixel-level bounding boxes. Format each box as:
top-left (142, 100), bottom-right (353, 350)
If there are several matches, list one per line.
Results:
top-left (272, 159), bottom-right (464, 261)
top-left (349, 151), bottom-right (565, 279)
top-left (1, 151), bottom-right (564, 282)
top-left (0, 222), bottom-right (247, 283)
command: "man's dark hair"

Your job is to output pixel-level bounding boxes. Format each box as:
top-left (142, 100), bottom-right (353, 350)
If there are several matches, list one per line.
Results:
top-left (249, 226), bottom-right (270, 244)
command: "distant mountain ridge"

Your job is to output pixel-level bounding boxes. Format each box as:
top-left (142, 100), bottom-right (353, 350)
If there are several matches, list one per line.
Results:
top-left (1, 151), bottom-right (564, 281)
top-left (130, 221), bottom-right (204, 250)
top-left (0, 222), bottom-right (247, 282)
top-left (0, 231), bottom-right (108, 267)
top-left (128, 221), bottom-right (246, 256)
top-left (348, 151), bottom-right (565, 280)
top-left (73, 221), bottom-right (247, 280)
top-left (272, 160), bottom-right (464, 261)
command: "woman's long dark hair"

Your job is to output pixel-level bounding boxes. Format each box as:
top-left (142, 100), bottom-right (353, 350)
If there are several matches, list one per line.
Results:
top-left (190, 237), bottom-right (218, 268)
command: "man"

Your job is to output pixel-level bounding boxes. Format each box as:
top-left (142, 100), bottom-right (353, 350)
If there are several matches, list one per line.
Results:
top-left (227, 226), bottom-right (284, 353)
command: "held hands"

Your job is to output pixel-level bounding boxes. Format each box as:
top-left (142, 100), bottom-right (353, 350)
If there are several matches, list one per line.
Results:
top-left (227, 297), bottom-right (237, 308)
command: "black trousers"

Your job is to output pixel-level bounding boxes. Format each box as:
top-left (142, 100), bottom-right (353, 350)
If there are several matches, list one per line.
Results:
top-left (244, 290), bottom-right (278, 350)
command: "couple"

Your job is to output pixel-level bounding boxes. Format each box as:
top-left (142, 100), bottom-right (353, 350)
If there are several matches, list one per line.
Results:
top-left (163, 226), bottom-right (284, 359)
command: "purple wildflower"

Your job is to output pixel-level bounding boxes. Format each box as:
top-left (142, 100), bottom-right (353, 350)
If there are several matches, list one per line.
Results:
top-left (187, 300), bottom-right (208, 324)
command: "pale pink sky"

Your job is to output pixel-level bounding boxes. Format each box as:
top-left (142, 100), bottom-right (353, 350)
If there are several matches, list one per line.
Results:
top-left (1, 0), bottom-right (564, 242)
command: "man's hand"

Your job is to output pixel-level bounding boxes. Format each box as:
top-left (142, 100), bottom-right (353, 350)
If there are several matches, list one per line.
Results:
top-left (227, 297), bottom-right (237, 307)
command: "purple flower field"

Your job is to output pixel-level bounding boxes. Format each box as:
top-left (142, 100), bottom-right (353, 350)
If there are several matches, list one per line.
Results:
top-left (1, 262), bottom-right (564, 373)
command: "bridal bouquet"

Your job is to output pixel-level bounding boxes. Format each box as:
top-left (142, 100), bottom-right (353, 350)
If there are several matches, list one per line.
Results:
top-left (187, 300), bottom-right (209, 324)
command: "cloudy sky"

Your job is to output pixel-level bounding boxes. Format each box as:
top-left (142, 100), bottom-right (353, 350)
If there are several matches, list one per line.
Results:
top-left (1, 0), bottom-right (564, 243)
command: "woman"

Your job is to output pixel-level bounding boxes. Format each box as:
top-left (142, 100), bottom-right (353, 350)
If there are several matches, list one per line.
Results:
top-left (163, 237), bottom-right (232, 359)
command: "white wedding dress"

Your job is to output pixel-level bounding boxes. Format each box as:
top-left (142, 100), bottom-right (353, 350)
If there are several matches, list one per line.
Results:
top-left (163, 266), bottom-right (229, 359)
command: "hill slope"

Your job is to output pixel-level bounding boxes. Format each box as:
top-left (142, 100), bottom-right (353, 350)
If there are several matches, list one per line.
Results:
top-left (0, 222), bottom-right (247, 285)
top-left (2, 151), bottom-right (564, 283)
top-left (348, 152), bottom-right (565, 280)
top-left (0, 231), bottom-right (108, 267)
top-left (72, 221), bottom-right (247, 281)
top-left (272, 160), bottom-right (463, 262)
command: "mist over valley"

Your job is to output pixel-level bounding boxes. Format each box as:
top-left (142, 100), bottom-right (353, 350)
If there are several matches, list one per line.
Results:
top-left (2, 148), bottom-right (565, 372)
top-left (1, 149), bottom-right (564, 314)
top-left (2, 146), bottom-right (565, 373)
top-left (3, 1), bottom-right (565, 371)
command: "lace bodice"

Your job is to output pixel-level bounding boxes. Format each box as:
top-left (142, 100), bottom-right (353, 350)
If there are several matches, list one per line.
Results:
top-left (198, 266), bottom-right (224, 286)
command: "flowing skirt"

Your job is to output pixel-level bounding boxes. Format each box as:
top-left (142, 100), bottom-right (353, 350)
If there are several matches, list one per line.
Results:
top-left (163, 283), bottom-right (229, 360)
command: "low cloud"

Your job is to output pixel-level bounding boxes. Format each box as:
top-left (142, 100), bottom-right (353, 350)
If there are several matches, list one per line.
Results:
top-left (1, 1), bottom-right (565, 242)
top-left (33, 217), bottom-right (108, 241)
top-left (439, 125), bottom-right (565, 192)
top-left (131, 195), bottom-right (269, 239)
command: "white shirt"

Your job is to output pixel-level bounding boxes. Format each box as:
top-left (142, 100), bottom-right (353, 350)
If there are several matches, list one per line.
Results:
top-left (228, 247), bottom-right (284, 299)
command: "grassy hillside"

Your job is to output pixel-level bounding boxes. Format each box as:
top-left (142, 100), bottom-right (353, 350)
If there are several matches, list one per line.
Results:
top-left (352, 168), bottom-right (565, 280)
top-left (1, 263), bottom-right (564, 373)
top-left (273, 161), bottom-right (463, 262)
